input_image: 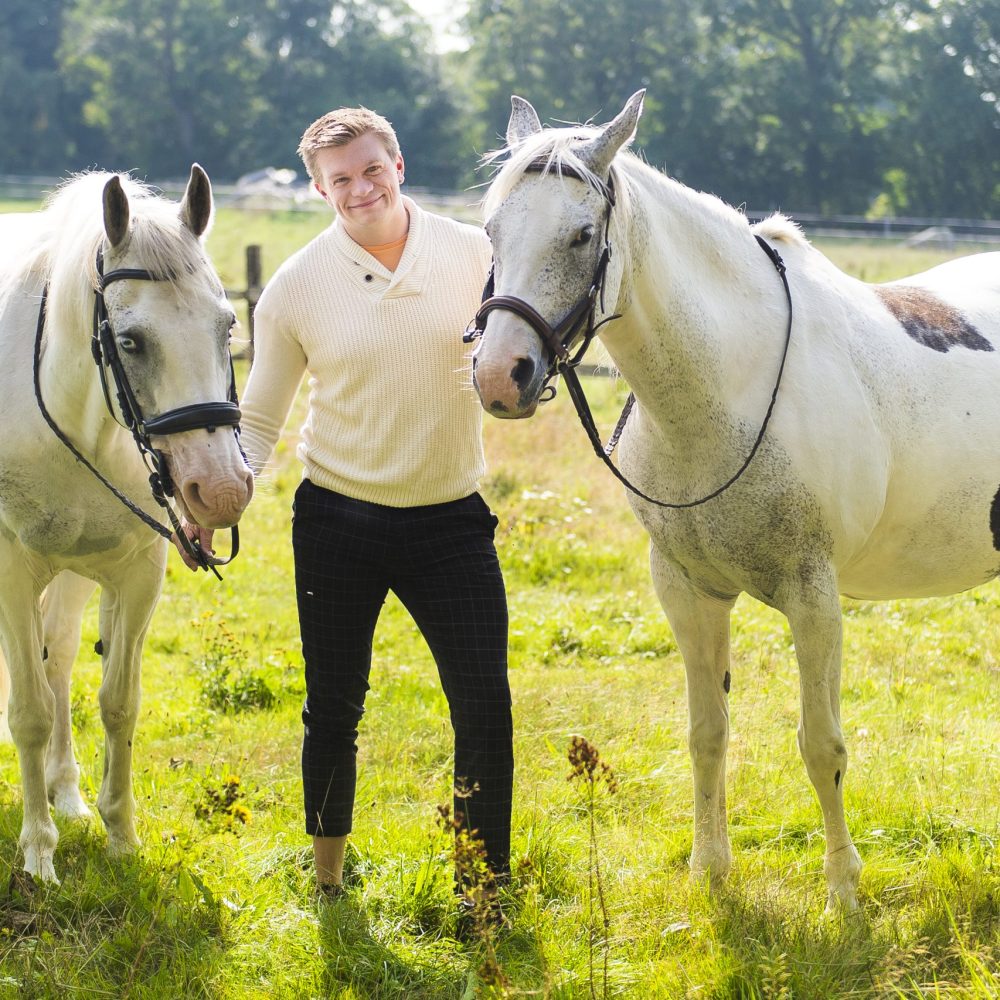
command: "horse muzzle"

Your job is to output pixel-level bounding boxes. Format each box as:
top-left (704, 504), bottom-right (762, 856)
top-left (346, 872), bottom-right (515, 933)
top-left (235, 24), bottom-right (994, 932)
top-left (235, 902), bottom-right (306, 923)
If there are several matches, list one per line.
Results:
top-left (472, 345), bottom-right (546, 418)
top-left (154, 428), bottom-right (254, 528)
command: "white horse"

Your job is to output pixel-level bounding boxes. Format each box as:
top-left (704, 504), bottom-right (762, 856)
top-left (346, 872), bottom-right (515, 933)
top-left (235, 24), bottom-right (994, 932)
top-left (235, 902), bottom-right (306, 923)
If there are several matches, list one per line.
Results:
top-left (471, 91), bottom-right (1000, 911)
top-left (0, 167), bottom-right (254, 882)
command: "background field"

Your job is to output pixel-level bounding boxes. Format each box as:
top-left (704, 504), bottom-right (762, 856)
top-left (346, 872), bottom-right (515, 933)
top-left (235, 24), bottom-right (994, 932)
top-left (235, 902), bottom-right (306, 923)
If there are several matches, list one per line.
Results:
top-left (0, 202), bottom-right (997, 998)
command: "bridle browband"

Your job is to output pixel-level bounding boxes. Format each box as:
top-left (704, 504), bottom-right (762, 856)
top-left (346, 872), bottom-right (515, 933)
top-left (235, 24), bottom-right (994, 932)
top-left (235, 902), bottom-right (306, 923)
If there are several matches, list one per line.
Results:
top-left (33, 247), bottom-right (244, 576)
top-left (467, 159), bottom-right (794, 510)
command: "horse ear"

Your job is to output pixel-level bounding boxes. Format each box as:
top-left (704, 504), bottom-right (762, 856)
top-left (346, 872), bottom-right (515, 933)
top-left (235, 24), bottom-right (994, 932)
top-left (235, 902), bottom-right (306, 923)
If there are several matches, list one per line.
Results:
top-left (507, 96), bottom-right (543, 145)
top-left (102, 176), bottom-right (130, 248)
top-left (180, 163), bottom-right (213, 238)
top-left (576, 89), bottom-right (646, 177)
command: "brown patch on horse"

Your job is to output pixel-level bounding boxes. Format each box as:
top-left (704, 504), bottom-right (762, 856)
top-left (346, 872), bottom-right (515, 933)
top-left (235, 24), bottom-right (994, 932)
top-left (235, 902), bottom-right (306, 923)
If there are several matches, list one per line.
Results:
top-left (875, 285), bottom-right (992, 354)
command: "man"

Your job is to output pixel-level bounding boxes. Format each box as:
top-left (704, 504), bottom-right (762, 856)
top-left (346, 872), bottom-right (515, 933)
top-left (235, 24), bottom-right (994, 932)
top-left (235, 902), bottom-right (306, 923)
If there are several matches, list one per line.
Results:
top-left (181, 107), bottom-right (512, 901)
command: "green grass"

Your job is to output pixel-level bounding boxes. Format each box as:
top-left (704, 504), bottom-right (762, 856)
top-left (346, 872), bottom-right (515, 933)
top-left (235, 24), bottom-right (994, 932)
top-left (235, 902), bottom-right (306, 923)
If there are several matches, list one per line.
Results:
top-left (0, 206), bottom-right (998, 997)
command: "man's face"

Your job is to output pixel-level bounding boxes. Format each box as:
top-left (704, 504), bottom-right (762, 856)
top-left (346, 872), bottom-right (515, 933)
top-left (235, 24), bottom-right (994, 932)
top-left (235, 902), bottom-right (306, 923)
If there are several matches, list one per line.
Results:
top-left (313, 133), bottom-right (405, 238)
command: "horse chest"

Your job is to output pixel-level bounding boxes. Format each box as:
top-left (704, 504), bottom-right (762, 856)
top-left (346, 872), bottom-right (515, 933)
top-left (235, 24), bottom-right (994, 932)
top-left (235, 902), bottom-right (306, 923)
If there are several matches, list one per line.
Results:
top-left (0, 452), bottom-right (146, 559)
top-left (627, 477), bottom-right (833, 604)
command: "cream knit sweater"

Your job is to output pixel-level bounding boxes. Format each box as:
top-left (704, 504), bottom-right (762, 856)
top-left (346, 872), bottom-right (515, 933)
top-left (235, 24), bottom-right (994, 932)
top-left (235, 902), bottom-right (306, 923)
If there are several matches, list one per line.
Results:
top-left (239, 197), bottom-right (493, 508)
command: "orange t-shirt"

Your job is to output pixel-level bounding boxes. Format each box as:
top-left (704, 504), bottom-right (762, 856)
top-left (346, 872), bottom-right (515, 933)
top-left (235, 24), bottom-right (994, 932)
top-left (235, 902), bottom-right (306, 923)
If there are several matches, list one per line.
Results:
top-left (361, 233), bottom-right (408, 271)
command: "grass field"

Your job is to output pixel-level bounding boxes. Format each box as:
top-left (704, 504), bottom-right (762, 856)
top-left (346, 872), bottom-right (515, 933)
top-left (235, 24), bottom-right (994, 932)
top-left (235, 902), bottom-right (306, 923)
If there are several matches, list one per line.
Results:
top-left (0, 197), bottom-right (998, 998)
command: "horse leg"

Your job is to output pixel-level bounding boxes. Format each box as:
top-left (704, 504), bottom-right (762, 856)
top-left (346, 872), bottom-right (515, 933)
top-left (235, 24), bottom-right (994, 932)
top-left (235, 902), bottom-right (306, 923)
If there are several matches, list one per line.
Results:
top-left (783, 582), bottom-right (862, 911)
top-left (0, 645), bottom-right (10, 742)
top-left (95, 549), bottom-right (165, 854)
top-left (0, 551), bottom-right (59, 882)
top-left (650, 545), bottom-right (737, 888)
top-left (42, 571), bottom-right (98, 820)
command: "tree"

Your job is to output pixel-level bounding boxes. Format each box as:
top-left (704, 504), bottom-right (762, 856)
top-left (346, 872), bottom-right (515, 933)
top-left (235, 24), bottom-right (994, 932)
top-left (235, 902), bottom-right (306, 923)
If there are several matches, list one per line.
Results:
top-left (457, 0), bottom-right (722, 190)
top-left (58, 0), bottom-right (465, 184)
top-left (877, 0), bottom-right (1000, 216)
top-left (0, 0), bottom-right (96, 173)
top-left (702, 0), bottom-right (913, 213)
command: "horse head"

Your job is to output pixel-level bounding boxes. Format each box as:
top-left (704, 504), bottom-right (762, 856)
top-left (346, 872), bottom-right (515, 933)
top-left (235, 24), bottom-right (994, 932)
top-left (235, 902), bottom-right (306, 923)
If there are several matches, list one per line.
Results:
top-left (472, 91), bottom-right (644, 418)
top-left (97, 165), bottom-right (253, 529)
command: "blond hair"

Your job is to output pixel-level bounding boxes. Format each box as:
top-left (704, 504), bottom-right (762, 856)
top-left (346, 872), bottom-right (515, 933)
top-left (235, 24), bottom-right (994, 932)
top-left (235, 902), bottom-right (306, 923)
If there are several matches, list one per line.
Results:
top-left (297, 107), bottom-right (400, 183)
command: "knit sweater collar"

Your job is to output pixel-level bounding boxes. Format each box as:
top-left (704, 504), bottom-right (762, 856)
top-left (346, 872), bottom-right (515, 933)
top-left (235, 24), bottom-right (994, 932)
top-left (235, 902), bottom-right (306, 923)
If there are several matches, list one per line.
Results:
top-left (328, 195), bottom-right (426, 299)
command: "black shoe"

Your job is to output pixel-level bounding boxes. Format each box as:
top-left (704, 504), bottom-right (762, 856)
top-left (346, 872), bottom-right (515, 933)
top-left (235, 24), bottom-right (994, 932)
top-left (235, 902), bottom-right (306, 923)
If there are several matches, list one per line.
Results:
top-left (455, 893), bottom-right (507, 940)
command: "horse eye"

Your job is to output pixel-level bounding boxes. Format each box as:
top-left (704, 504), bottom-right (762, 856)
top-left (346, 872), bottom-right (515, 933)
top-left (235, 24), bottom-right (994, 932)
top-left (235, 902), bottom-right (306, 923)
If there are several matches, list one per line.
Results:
top-left (573, 226), bottom-right (594, 247)
top-left (118, 334), bottom-right (141, 354)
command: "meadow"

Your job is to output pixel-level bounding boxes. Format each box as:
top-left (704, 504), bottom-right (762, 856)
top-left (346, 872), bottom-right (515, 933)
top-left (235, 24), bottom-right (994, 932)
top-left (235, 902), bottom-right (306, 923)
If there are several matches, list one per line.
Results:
top-left (0, 195), bottom-right (997, 998)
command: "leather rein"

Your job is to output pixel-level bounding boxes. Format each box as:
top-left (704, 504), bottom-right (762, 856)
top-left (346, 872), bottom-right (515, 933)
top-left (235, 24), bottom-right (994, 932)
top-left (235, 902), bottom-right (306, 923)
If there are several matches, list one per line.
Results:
top-left (33, 248), bottom-right (243, 576)
top-left (466, 161), bottom-right (793, 510)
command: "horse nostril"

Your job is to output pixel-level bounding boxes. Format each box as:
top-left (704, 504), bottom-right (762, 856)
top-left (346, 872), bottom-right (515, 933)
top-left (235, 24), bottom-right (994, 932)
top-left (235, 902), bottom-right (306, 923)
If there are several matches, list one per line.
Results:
top-left (510, 357), bottom-right (536, 391)
top-left (185, 481), bottom-right (204, 511)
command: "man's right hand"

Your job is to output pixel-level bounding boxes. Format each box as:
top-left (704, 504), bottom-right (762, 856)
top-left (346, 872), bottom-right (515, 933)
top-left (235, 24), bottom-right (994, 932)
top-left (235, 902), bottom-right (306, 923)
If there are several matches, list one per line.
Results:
top-left (172, 519), bottom-right (216, 572)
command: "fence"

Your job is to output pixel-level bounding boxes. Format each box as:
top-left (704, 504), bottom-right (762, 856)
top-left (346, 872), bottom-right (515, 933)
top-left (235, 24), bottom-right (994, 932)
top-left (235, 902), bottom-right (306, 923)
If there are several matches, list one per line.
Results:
top-left (3, 173), bottom-right (998, 245)
top-left (228, 245), bottom-right (262, 362)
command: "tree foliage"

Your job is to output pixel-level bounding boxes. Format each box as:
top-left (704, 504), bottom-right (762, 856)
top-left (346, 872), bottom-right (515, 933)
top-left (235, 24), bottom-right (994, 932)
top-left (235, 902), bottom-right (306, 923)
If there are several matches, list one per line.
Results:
top-left (0, 0), bottom-right (997, 216)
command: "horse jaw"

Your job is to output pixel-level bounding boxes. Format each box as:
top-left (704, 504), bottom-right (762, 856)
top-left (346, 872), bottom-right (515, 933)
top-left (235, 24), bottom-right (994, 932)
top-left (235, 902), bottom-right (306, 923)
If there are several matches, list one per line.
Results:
top-left (153, 429), bottom-right (254, 529)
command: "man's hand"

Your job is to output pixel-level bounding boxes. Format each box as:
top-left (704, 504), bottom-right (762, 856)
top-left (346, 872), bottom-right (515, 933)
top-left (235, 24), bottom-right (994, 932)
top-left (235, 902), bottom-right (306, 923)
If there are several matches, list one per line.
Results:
top-left (172, 519), bottom-right (216, 571)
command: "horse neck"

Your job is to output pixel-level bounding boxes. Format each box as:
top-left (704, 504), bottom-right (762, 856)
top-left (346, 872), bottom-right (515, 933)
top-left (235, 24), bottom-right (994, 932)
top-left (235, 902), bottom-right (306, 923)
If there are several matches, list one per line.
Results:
top-left (601, 169), bottom-right (788, 454)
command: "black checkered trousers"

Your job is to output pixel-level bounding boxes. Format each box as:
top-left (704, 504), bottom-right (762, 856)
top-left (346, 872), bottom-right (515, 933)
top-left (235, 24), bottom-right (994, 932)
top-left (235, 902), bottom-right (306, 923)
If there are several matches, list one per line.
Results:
top-left (292, 478), bottom-right (513, 877)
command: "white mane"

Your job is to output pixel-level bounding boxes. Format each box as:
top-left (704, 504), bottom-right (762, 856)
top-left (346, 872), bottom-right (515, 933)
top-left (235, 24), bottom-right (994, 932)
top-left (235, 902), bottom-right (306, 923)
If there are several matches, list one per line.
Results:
top-left (9, 172), bottom-right (211, 345)
top-left (482, 126), bottom-right (630, 220)
top-left (752, 212), bottom-right (809, 246)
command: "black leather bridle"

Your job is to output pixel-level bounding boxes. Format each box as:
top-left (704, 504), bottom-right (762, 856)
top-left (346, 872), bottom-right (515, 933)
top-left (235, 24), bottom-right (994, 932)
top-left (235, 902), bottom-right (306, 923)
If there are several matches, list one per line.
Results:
top-left (467, 161), bottom-right (794, 510)
top-left (33, 248), bottom-right (244, 576)
top-left (466, 160), bottom-right (619, 403)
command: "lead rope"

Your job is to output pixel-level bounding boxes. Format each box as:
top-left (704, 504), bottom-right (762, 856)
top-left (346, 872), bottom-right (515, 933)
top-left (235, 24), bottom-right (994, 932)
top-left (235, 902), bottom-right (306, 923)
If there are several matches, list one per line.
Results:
top-left (564, 233), bottom-right (793, 509)
top-left (33, 286), bottom-right (235, 577)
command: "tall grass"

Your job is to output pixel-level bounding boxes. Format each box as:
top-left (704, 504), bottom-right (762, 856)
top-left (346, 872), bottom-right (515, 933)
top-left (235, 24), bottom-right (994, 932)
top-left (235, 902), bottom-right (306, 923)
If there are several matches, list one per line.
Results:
top-left (0, 202), bottom-right (997, 997)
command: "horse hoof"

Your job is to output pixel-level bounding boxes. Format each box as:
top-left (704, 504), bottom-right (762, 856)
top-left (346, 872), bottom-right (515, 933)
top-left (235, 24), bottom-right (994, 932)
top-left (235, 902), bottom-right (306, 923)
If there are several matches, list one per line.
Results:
top-left (824, 844), bottom-right (862, 913)
top-left (106, 831), bottom-right (140, 856)
top-left (690, 847), bottom-right (733, 892)
top-left (53, 790), bottom-right (93, 822)
top-left (22, 849), bottom-right (59, 886)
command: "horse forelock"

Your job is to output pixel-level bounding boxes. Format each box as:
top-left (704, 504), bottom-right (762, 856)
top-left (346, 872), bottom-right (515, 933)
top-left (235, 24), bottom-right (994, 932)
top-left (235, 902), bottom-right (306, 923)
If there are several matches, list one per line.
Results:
top-left (31, 173), bottom-right (214, 342)
top-left (482, 126), bottom-right (629, 220)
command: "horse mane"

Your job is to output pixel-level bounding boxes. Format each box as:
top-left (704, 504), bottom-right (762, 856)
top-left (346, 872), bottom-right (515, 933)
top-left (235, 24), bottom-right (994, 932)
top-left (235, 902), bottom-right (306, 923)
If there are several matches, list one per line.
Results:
top-left (11, 172), bottom-right (212, 343)
top-left (482, 125), bottom-right (631, 220)
top-left (752, 213), bottom-right (808, 246)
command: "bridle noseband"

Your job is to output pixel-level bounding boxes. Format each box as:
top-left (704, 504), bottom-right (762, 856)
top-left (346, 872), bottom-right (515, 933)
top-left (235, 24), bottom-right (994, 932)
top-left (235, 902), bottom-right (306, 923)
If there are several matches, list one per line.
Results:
top-left (33, 247), bottom-right (245, 576)
top-left (466, 161), bottom-right (794, 510)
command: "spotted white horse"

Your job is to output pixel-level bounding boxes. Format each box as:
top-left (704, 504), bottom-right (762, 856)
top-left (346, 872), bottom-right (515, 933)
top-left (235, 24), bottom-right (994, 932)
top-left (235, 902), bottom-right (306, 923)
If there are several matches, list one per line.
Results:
top-left (0, 168), bottom-right (254, 882)
top-left (471, 91), bottom-right (1000, 910)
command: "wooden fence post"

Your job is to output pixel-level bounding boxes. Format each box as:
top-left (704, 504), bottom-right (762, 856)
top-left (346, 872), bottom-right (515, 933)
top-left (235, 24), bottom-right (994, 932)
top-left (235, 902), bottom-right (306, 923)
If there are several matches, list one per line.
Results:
top-left (244, 244), bottom-right (262, 364)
